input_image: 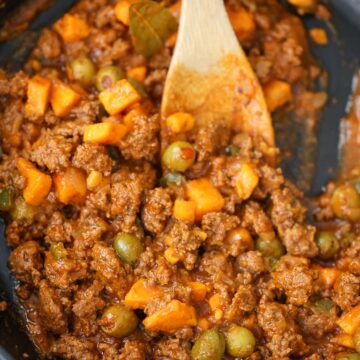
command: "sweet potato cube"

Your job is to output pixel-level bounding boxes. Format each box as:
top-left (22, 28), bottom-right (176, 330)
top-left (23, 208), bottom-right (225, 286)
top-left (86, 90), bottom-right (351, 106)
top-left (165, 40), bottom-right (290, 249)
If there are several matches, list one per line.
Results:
top-left (53, 167), bottom-right (87, 204)
top-left (25, 75), bottom-right (51, 118)
top-left (143, 300), bottom-right (197, 332)
top-left (337, 304), bottom-right (360, 334)
top-left (166, 112), bottom-right (195, 134)
top-left (227, 6), bottom-right (255, 41)
top-left (84, 122), bottom-right (128, 145)
top-left (264, 80), bottom-right (292, 112)
top-left (114, 1), bottom-right (134, 25)
top-left (173, 199), bottom-right (196, 224)
top-left (331, 333), bottom-right (355, 349)
top-left (54, 14), bottom-right (90, 43)
top-left (127, 66), bottom-right (147, 83)
top-left (99, 79), bottom-right (141, 115)
top-left (189, 281), bottom-right (208, 302)
top-left (234, 163), bottom-right (259, 200)
top-left (186, 178), bottom-right (224, 219)
top-left (51, 81), bottom-right (81, 117)
top-left (125, 279), bottom-right (164, 309)
top-left (16, 158), bottom-right (52, 206)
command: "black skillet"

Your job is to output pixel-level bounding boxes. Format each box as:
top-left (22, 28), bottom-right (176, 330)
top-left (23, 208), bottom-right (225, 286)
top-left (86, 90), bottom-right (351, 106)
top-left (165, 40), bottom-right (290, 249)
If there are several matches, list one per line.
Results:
top-left (0, 1), bottom-right (359, 359)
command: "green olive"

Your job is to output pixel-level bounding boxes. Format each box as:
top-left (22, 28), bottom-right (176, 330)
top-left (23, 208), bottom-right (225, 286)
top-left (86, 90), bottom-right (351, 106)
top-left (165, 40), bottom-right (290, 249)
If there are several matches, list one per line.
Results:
top-left (331, 184), bottom-right (360, 222)
top-left (113, 232), bottom-right (143, 265)
top-left (225, 325), bottom-right (256, 358)
top-left (162, 141), bottom-right (196, 172)
top-left (255, 237), bottom-right (285, 259)
top-left (335, 353), bottom-right (360, 360)
top-left (100, 304), bottom-right (138, 338)
top-left (0, 188), bottom-right (14, 211)
top-left (315, 231), bottom-right (339, 260)
top-left (311, 298), bottom-right (335, 314)
top-left (50, 243), bottom-right (68, 260)
top-left (353, 328), bottom-right (360, 353)
top-left (10, 197), bottom-right (36, 221)
top-left (96, 65), bottom-right (125, 91)
top-left (70, 56), bottom-right (96, 86)
top-left (191, 329), bottom-right (225, 360)
top-left (224, 144), bottom-right (239, 156)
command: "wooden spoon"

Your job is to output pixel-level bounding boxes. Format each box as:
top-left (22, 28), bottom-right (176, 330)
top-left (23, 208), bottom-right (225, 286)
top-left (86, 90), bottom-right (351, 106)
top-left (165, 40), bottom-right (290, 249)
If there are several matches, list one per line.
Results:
top-left (161, 0), bottom-right (275, 158)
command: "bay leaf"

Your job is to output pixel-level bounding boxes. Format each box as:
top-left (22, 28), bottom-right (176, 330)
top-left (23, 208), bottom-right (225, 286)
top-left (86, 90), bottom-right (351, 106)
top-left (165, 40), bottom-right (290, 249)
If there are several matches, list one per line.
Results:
top-left (129, 0), bottom-right (178, 58)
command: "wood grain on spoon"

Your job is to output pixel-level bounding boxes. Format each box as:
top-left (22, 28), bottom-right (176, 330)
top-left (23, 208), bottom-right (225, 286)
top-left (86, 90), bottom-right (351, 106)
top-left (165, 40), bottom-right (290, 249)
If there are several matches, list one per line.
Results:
top-left (161, 0), bottom-right (274, 158)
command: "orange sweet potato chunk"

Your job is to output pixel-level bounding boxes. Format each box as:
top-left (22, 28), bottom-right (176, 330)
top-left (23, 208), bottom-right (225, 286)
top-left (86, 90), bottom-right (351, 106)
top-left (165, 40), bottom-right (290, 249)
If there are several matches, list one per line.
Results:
top-left (54, 14), bottom-right (90, 43)
top-left (143, 300), bottom-right (197, 332)
top-left (83, 122), bottom-right (128, 145)
top-left (25, 75), bottom-right (51, 118)
top-left (125, 279), bottom-right (164, 309)
top-left (16, 158), bottom-right (52, 206)
top-left (53, 167), bottom-right (87, 204)
top-left (51, 81), bottom-right (81, 117)
top-left (99, 79), bottom-right (141, 115)
top-left (186, 178), bottom-right (224, 219)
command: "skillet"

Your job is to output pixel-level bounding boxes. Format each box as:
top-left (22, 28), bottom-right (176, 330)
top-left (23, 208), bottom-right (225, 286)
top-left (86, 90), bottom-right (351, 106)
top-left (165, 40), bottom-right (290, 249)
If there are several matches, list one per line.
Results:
top-left (0, 0), bottom-right (359, 359)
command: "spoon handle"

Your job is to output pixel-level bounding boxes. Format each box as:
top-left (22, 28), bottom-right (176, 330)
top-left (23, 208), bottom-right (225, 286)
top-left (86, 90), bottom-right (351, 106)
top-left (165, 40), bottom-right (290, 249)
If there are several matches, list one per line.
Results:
top-left (175, 0), bottom-right (241, 71)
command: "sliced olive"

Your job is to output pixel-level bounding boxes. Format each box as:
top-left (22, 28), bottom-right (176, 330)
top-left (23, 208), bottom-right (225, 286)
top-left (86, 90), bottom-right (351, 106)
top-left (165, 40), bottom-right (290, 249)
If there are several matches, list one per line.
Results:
top-left (162, 141), bottom-right (196, 172)
top-left (113, 232), bottom-right (143, 265)
top-left (224, 144), bottom-right (239, 156)
top-left (0, 188), bottom-right (14, 211)
top-left (311, 298), bottom-right (335, 314)
top-left (100, 304), bottom-right (138, 338)
top-left (191, 329), bottom-right (225, 360)
top-left (70, 56), bottom-right (96, 86)
top-left (315, 231), bottom-right (339, 260)
top-left (225, 325), bottom-right (256, 358)
top-left (255, 237), bottom-right (285, 259)
top-left (96, 65), bottom-right (125, 91)
top-left (331, 184), bottom-right (360, 222)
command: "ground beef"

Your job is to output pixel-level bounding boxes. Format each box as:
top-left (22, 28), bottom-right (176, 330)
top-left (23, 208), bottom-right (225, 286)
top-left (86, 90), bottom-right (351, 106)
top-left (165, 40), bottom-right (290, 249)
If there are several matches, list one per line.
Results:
top-left (51, 335), bottom-right (99, 360)
top-left (165, 221), bottom-right (206, 271)
top-left (332, 272), bottom-right (360, 311)
top-left (257, 302), bottom-right (308, 357)
top-left (273, 262), bottom-right (313, 305)
top-left (35, 28), bottom-right (61, 59)
top-left (72, 143), bottom-right (113, 175)
top-left (118, 114), bottom-right (160, 161)
top-left (241, 201), bottom-right (275, 240)
top-left (91, 242), bottom-right (132, 298)
top-left (270, 187), bottom-right (318, 257)
top-left (44, 252), bottom-right (88, 290)
top-left (118, 340), bottom-right (148, 360)
top-left (141, 187), bottom-right (173, 234)
top-left (38, 280), bottom-right (68, 334)
top-left (72, 281), bottom-right (105, 337)
top-left (236, 250), bottom-right (266, 274)
top-left (30, 129), bottom-right (75, 172)
top-left (110, 170), bottom-right (143, 232)
top-left (154, 338), bottom-right (191, 360)
top-left (8, 240), bottom-right (43, 285)
top-left (45, 211), bottom-right (73, 244)
top-left (201, 212), bottom-right (239, 246)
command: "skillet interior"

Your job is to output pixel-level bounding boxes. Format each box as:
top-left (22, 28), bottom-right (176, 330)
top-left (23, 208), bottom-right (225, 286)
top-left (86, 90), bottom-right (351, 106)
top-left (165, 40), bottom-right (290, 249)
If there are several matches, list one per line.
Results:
top-left (0, 1), bottom-right (359, 359)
